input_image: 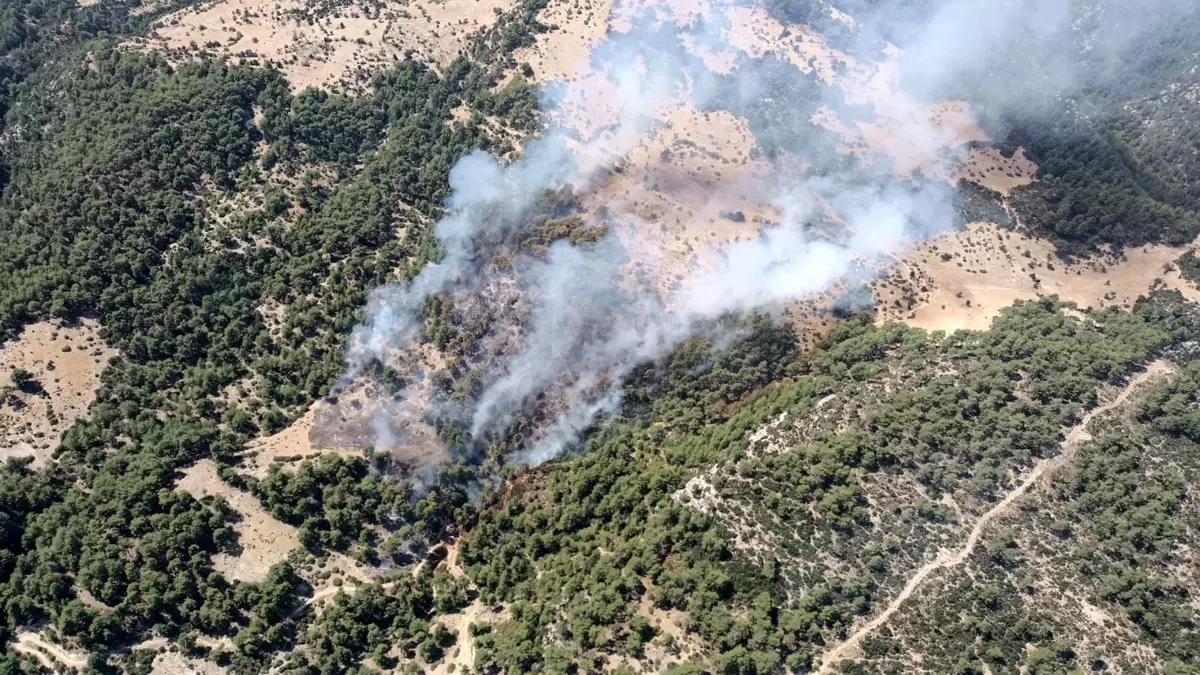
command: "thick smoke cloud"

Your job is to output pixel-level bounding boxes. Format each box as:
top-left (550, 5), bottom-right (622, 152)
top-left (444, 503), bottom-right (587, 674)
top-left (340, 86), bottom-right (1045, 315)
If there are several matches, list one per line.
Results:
top-left (876, 0), bottom-right (1200, 125)
top-left (345, 0), bottom-right (1196, 472)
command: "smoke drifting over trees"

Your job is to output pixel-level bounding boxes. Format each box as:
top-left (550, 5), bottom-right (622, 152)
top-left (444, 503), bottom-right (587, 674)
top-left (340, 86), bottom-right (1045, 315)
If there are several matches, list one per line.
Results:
top-left (345, 0), bottom-right (1200, 471)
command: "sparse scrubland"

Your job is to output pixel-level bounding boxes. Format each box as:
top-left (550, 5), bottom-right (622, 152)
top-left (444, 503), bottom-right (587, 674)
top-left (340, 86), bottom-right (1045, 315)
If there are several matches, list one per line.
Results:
top-left (2, 0), bottom-right (1200, 673)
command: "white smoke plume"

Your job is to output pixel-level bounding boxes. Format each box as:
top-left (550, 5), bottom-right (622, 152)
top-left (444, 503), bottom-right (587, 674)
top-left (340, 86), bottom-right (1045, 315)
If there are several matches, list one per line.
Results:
top-left (345, 0), bottom-right (1199, 472)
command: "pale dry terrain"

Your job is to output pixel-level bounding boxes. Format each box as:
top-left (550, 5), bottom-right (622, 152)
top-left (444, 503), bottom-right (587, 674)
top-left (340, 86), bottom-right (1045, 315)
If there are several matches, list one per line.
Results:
top-left (176, 458), bottom-right (300, 582)
top-left (873, 222), bottom-right (1200, 332)
top-left (176, 458), bottom-right (374, 589)
top-left (151, 651), bottom-right (230, 675)
top-left (426, 599), bottom-right (510, 675)
top-left (513, 0), bottom-right (613, 83)
top-left (514, 0), bottom-right (993, 305)
top-left (239, 403), bottom-right (363, 479)
top-left (588, 106), bottom-right (781, 296)
top-left (0, 319), bottom-right (116, 467)
top-left (135, 0), bottom-right (515, 90)
top-left (956, 147), bottom-right (1038, 196)
top-left (12, 629), bottom-right (89, 671)
top-left (627, 591), bottom-right (708, 671)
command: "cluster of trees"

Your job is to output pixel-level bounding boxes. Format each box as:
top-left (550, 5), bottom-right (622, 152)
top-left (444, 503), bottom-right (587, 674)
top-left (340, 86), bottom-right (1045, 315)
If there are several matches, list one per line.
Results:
top-left (0, 0), bottom-right (556, 664)
top-left (1176, 249), bottom-right (1200, 286)
top-left (1005, 128), bottom-right (1200, 254)
top-left (450, 294), bottom-right (1190, 674)
top-left (5, 0), bottom-right (1200, 672)
top-left (796, 293), bottom-right (1200, 674)
top-left (994, 6), bottom-right (1200, 254)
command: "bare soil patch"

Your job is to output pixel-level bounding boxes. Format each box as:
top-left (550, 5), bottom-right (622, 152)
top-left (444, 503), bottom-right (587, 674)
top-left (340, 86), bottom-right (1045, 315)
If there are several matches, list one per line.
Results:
top-left (582, 105), bottom-right (779, 297)
top-left (241, 375), bottom-right (446, 479)
top-left (177, 459), bottom-right (374, 588)
top-left (0, 319), bottom-right (116, 468)
top-left (240, 403), bottom-right (364, 479)
top-left (151, 651), bottom-right (229, 675)
top-left (12, 629), bottom-right (89, 671)
top-left (513, 0), bottom-right (613, 83)
top-left (134, 0), bottom-right (516, 91)
top-left (635, 587), bottom-right (708, 668)
top-left (956, 147), bottom-right (1037, 196)
top-left (176, 459), bottom-right (299, 582)
top-left (517, 0), bottom-right (997, 313)
top-left (426, 600), bottom-right (510, 675)
top-left (873, 222), bottom-right (1200, 333)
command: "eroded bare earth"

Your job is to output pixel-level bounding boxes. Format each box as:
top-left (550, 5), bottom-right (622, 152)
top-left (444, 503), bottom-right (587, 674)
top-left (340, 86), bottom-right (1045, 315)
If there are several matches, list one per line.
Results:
top-left (151, 651), bottom-right (230, 675)
top-left (12, 629), bottom-right (89, 672)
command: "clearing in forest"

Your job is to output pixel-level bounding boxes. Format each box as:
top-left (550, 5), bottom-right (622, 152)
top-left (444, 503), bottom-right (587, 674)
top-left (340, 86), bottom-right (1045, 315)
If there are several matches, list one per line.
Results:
top-left (176, 459), bottom-right (300, 583)
top-left (134, 0), bottom-right (515, 91)
top-left (873, 222), bottom-right (1200, 333)
top-left (240, 402), bottom-right (364, 479)
top-left (955, 147), bottom-right (1037, 196)
top-left (176, 458), bottom-right (374, 592)
top-left (0, 319), bottom-right (116, 468)
top-left (150, 651), bottom-right (230, 675)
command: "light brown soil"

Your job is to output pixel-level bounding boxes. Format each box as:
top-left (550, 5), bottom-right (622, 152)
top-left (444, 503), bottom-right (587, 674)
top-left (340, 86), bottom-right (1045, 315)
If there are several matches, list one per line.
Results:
top-left (151, 651), bottom-right (229, 675)
top-left (580, 105), bottom-right (779, 297)
top-left (816, 361), bottom-right (1175, 672)
top-left (428, 600), bottom-right (510, 675)
top-left (872, 222), bottom-right (1200, 333)
top-left (176, 458), bottom-right (373, 589)
top-left (176, 459), bottom-right (299, 582)
top-left (635, 587), bottom-right (707, 668)
top-left (514, 0), bottom-right (996, 312)
top-left (13, 630), bottom-right (89, 671)
top-left (956, 147), bottom-right (1038, 196)
top-left (513, 0), bottom-right (613, 83)
top-left (135, 0), bottom-right (515, 91)
top-left (240, 403), bottom-right (364, 479)
top-left (0, 319), bottom-right (116, 468)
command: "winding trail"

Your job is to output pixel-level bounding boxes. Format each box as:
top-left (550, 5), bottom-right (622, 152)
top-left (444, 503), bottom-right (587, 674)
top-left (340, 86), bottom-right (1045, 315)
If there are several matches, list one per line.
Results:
top-left (817, 361), bottom-right (1174, 673)
top-left (13, 630), bottom-right (89, 671)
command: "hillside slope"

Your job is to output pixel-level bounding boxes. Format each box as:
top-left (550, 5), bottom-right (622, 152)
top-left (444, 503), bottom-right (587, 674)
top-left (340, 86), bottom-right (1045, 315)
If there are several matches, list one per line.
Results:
top-left (1, 0), bottom-right (1200, 673)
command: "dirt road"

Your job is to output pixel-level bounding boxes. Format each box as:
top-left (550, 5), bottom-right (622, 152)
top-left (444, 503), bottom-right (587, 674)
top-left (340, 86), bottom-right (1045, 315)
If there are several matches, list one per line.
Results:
top-left (13, 630), bottom-right (89, 671)
top-left (816, 361), bottom-right (1174, 672)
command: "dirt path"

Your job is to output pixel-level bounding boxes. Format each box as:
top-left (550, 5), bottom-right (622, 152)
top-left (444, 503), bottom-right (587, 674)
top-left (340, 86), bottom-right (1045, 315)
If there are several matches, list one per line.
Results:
top-left (816, 361), bottom-right (1174, 672)
top-left (13, 630), bottom-right (89, 671)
